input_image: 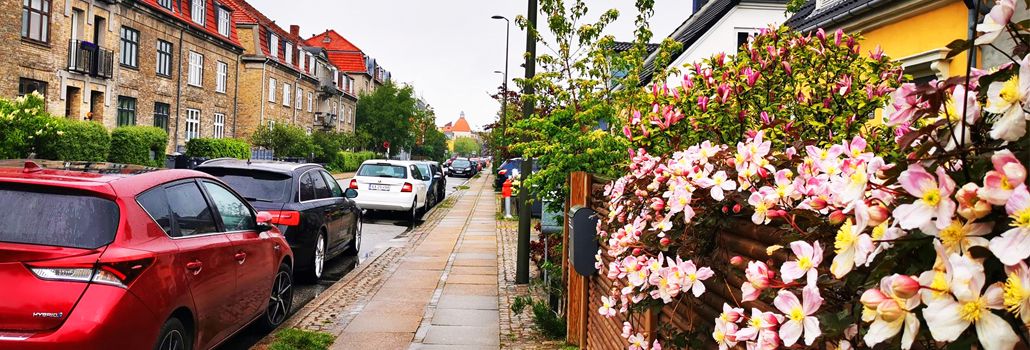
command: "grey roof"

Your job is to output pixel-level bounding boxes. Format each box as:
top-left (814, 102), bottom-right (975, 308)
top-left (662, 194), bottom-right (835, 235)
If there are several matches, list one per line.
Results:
top-left (784, 0), bottom-right (892, 31)
top-left (196, 158), bottom-right (321, 175)
top-left (612, 41), bottom-right (660, 54)
top-left (639, 0), bottom-right (786, 85)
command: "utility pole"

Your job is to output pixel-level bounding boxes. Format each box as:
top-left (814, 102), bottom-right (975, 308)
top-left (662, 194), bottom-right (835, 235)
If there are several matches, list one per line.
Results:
top-left (516, 0), bottom-right (537, 285)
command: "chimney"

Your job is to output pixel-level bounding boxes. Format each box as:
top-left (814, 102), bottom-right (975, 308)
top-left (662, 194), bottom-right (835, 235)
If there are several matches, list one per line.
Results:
top-left (289, 25), bottom-right (300, 37)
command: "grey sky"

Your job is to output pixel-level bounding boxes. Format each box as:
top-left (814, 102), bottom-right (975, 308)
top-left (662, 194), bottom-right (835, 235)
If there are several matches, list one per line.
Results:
top-left (248, 0), bottom-right (694, 130)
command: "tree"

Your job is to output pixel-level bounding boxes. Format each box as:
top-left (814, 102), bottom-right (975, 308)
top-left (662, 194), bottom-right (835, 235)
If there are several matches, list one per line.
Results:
top-left (250, 123), bottom-right (314, 158)
top-left (355, 81), bottom-right (418, 157)
top-left (452, 137), bottom-right (479, 156)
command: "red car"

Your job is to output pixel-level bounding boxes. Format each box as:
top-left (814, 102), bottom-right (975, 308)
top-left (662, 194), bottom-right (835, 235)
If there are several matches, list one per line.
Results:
top-left (0, 161), bottom-right (294, 350)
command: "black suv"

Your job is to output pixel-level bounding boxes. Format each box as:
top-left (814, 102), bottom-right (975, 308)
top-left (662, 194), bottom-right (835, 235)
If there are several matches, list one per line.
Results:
top-left (196, 159), bottom-right (361, 282)
top-left (448, 158), bottom-right (477, 178)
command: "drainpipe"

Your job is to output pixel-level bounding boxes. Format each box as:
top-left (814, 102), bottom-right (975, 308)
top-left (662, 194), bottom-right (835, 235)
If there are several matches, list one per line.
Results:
top-left (293, 72), bottom-right (301, 125)
top-left (232, 50), bottom-right (241, 138)
top-left (964, 0), bottom-right (980, 69)
top-left (173, 27), bottom-right (185, 150)
top-left (259, 58), bottom-right (269, 127)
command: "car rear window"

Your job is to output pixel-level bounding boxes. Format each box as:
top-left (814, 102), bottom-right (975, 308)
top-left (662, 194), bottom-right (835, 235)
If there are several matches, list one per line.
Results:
top-left (453, 159), bottom-right (471, 167)
top-left (0, 185), bottom-right (119, 249)
top-left (357, 164), bottom-right (407, 179)
top-left (415, 164), bottom-right (432, 178)
top-left (199, 168), bottom-right (292, 202)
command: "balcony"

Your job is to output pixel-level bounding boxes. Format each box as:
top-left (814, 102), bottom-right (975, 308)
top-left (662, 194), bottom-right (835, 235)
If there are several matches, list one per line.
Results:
top-left (314, 113), bottom-right (337, 129)
top-left (68, 40), bottom-right (114, 79)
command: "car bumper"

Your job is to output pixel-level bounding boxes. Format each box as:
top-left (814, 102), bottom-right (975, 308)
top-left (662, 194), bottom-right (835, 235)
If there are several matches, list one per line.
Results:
top-left (0, 285), bottom-right (160, 349)
top-left (354, 192), bottom-right (416, 212)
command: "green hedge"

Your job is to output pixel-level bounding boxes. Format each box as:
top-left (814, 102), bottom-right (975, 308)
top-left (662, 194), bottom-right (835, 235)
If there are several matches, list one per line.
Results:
top-left (37, 118), bottom-right (111, 162)
top-left (1, 94), bottom-right (111, 161)
top-left (108, 126), bottom-right (167, 167)
top-left (185, 138), bottom-right (251, 159)
top-left (328, 151), bottom-right (377, 173)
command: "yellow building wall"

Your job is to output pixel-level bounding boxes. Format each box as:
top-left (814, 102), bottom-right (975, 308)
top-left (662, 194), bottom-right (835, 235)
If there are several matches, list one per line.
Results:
top-left (857, 1), bottom-right (970, 78)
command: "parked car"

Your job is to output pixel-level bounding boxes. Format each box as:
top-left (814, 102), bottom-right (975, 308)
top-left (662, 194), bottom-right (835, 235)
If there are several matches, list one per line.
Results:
top-left (0, 160), bottom-right (294, 350)
top-left (448, 158), bottom-right (477, 178)
top-left (414, 161), bottom-right (446, 207)
top-left (349, 160), bottom-right (430, 222)
top-left (494, 158), bottom-right (540, 189)
top-left (195, 159), bottom-right (361, 282)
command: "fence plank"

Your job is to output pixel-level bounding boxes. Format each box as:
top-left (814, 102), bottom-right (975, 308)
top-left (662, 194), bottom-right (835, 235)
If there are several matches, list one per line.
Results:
top-left (565, 171), bottom-right (591, 347)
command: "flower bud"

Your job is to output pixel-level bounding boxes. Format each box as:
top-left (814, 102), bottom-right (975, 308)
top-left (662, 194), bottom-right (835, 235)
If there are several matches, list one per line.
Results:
top-left (877, 300), bottom-right (904, 322)
top-left (660, 237), bottom-right (671, 246)
top-left (632, 248), bottom-right (642, 256)
top-left (808, 198), bottom-right (828, 210)
top-left (732, 204), bottom-right (742, 213)
top-left (867, 204), bottom-right (889, 227)
top-left (730, 256), bottom-right (745, 266)
top-left (828, 210), bottom-right (847, 225)
top-left (860, 289), bottom-right (887, 309)
top-left (890, 275), bottom-right (921, 299)
top-left (757, 167), bottom-right (769, 179)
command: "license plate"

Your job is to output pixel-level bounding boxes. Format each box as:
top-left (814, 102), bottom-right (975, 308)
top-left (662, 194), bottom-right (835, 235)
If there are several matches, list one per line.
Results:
top-left (369, 184), bottom-right (390, 191)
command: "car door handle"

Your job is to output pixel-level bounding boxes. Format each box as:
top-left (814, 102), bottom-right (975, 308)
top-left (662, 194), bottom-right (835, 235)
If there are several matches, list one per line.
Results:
top-left (234, 252), bottom-right (247, 263)
top-left (185, 261), bottom-right (203, 274)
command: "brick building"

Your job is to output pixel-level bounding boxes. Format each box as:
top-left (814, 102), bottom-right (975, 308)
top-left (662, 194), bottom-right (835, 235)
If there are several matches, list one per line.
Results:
top-left (2, 0), bottom-right (245, 153)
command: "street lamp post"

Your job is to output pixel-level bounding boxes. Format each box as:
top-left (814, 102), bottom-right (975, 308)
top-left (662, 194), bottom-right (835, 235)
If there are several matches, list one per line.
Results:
top-left (515, 0), bottom-right (536, 285)
top-left (490, 15), bottom-right (510, 136)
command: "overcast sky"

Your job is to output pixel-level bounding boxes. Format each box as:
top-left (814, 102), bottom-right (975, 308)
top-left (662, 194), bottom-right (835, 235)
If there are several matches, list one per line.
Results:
top-left (249, 0), bottom-right (694, 130)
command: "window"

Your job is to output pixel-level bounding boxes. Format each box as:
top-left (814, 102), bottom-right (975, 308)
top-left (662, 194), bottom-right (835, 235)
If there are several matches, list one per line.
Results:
top-left (300, 172), bottom-right (330, 201)
top-left (307, 92), bottom-right (313, 112)
top-left (156, 40), bottom-right (173, 77)
top-left (185, 109), bottom-right (200, 141)
top-left (165, 182), bottom-right (218, 237)
top-left (188, 51), bottom-right (203, 87)
top-left (154, 102), bottom-right (170, 131)
top-left (319, 171), bottom-right (343, 198)
top-left (202, 169), bottom-right (292, 202)
top-left (190, 0), bottom-right (205, 25)
top-left (217, 7), bottom-right (230, 37)
top-left (296, 87), bottom-right (302, 110)
top-left (119, 27), bottom-right (139, 68)
top-left (117, 96), bottom-right (137, 126)
top-left (268, 78), bottom-right (276, 102)
top-left (137, 187), bottom-right (173, 236)
top-left (0, 188), bottom-right (118, 249)
top-left (213, 113), bottom-right (225, 138)
top-left (215, 61), bottom-right (227, 93)
top-left (18, 78), bottom-right (47, 100)
top-left (284, 42), bottom-right (293, 65)
top-left (157, 0), bottom-right (173, 10)
top-left (268, 33), bottom-right (279, 59)
top-left (202, 181), bottom-right (255, 232)
top-left (283, 83), bottom-right (291, 107)
top-left (21, 0), bottom-right (51, 43)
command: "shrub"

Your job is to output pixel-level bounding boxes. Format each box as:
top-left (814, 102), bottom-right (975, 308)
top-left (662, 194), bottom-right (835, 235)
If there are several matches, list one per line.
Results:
top-left (108, 126), bottom-right (167, 166)
top-left (185, 138), bottom-right (250, 159)
top-left (251, 123), bottom-right (314, 159)
top-left (37, 118), bottom-right (110, 162)
top-left (268, 328), bottom-right (333, 350)
top-left (327, 150), bottom-right (377, 173)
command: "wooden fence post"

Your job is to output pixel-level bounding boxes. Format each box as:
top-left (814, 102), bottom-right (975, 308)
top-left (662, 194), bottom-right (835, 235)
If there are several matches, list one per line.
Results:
top-left (565, 171), bottom-right (590, 347)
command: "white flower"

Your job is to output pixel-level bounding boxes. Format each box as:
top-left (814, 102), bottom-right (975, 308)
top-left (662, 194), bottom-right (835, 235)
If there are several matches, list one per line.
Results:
top-left (922, 254), bottom-right (1020, 350)
top-left (986, 54), bottom-right (1030, 141)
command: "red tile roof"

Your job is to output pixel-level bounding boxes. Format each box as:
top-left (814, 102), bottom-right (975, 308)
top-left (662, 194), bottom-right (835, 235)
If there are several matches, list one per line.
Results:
top-left (305, 30), bottom-right (369, 74)
top-left (138, 0), bottom-right (242, 49)
top-left (221, 0), bottom-right (307, 71)
top-left (452, 116), bottom-right (472, 133)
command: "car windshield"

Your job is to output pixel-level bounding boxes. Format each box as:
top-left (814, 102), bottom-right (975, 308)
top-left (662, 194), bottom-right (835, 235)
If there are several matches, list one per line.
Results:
top-left (200, 168), bottom-right (292, 202)
top-left (358, 164), bottom-right (407, 179)
top-left (0, 185), bottom-right (119, 249)
top-left (416, 164), bottom-right (432, 179)
top-left (453, 159), bottom-right (471, 167)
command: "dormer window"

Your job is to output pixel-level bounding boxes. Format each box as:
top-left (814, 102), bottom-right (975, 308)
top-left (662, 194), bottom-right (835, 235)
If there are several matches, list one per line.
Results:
top-left (284, 42), bottom-right (294, 65)
top-left (815, 0), bottom-right (843, 10)
top-left (190, 0), bottom-right (205, 25)
top-left (217, 7), bottom-right (230, 37)
top-left (269, 33), bottom-right (279, 59)
top-left (157, 0), bottom-right (173, 10)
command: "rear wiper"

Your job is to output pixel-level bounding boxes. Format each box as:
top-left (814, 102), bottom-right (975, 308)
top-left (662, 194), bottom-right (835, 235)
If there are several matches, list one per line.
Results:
top-left (243, 196), bottom-right (271, 202)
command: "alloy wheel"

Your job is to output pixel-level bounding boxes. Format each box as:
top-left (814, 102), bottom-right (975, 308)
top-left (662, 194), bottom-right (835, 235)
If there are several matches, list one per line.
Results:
top-left (267, 271), bottom-right (293, 326)
top-left (314, 235), bottom-right (326, 279)
top-left (158, 330), bottom-right (184, 350)
top-left (353, 219), bottom-right (362, 252)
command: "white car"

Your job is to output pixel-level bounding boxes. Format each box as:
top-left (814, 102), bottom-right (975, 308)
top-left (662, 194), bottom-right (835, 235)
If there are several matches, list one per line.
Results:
top-left (349, 160), bottom-right (430, 221)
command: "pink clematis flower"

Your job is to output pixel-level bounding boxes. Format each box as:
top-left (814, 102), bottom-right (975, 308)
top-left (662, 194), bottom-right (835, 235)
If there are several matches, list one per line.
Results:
top-left (989, 184), bottom-right (1030, 265)
top-left (780, 240), bottom-right (824, 286)
top-left (677, 258), bottom-right (714, 297)
top-left (741, 261), bottom-right (773, 302)
top-left (975, 0), bottom-right (1016, 45)
top-left (887, 83), bottom-right (919, 127)
top-left (735, 309), bottom-right (782, 342)
top-left (598, 296), bottom-right (617, 317)
top-left (980, 150), bottom-right (1027, 205)
top-left (706, 171), bottom-right (737, 201)
top-left (748, 188), bottom-right (778, 225)
top-left (986, 54), bottom-right (1030, 141)
top-left (892, 165), bottom-right (956, 230)
top-left (830, 220), bottom-right (875, 278)
top-left (1003, 261), bottom-right (1030, 325)
top-left (923, 254), bottom-right (1020, 350)
top-left (774, 286), bottom-right (823, 346)
top-left (862, 274), bottom-right (923, 349)
top-left (713, 317), bottom-right (739, 350)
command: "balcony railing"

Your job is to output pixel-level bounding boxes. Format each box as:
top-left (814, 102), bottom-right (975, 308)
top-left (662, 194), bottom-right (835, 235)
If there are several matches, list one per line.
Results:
top-left (68, 40), bottom-right (114, 79)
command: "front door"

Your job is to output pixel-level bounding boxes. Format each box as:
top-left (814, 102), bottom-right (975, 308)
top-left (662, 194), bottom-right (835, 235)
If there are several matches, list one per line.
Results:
top-left (320, 170), bottom-right (354, 245)
top-left (160, 181), bottom-right (239, 347)
top-left (200, 180), bottom-right (276, 327)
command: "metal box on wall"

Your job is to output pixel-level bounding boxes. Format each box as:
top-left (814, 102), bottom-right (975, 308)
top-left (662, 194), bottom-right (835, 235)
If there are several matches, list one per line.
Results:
top-left (568, 206), bottom-right (598, 276)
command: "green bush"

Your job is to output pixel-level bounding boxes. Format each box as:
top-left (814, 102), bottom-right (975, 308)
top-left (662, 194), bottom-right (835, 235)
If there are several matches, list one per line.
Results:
top-left (37, 118), bottom-right (111, 162)
top-left (251, 123), bottom-right (314, 158)
top-left (108, 126), bottom-right (167, 166)
top-left (185, 138), bottom-right (250, 159)
top-left (327, 150), bottom-right (377, 173)
top-left (269, 328), bottom-right (333, 350)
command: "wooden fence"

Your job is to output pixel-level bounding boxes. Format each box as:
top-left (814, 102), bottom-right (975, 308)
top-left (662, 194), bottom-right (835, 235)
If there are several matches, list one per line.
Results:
top-left (563, 171), bottom-right (786, 349)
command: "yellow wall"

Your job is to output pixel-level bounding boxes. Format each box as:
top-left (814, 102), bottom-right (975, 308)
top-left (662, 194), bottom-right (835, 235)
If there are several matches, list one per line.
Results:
top-left (857, 1), bottom-right (970, 78)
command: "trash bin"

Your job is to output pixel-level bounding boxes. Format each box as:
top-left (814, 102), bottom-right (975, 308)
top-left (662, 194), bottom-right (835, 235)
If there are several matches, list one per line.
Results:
top-left (568, 206), bottom-right (598, 277)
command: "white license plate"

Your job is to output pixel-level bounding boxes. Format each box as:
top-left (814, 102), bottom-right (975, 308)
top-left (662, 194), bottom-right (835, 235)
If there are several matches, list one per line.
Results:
top-left (369, 184), bottom-right (390, 191)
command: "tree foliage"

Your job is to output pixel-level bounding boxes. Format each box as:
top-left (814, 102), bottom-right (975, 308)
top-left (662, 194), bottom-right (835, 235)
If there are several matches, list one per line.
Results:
top-left (355, 81), bottom-right (418, 156)
top-left (250, 123), bottom-right (314, 159)
top-left (452, 137), bottom-right (480, 156)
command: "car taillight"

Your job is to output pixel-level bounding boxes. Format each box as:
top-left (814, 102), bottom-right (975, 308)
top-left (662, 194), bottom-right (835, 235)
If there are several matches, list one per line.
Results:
top-left (267, 210), bottom-right (301, 226)
top-left (27, 256), bottom-right (155, 289)
top-left (349, 179), bottom-right (358, 189)
top-left (498, 169), bottom-right (507, 175)
top-left (401, 182), bottom-right (413, 192)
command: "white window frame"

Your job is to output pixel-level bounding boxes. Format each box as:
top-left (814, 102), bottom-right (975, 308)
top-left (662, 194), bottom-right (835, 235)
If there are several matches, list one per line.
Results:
top-left (215, 61), bottom-right (227, 93)
top-left (269, 33), bottom-right (279, 59)
top-left (188, 51), bottom-right (203, 87)
top-left (217, 7), bottom-right (230, 37)
top-left (185, 109), bottom-right (201, 141)
top-left (213, 113), bottom-right (225, 138)
top-left (283, 83), bottom-right (291, 107)
top-left (268, 78), bottom-right (277, 102)
top-left (307, 92), bottom-right (313, 112)
top-left (296, 87), bottom-right (303, 110)
top-left (191, 0), bottom-right (205, 25)
top-left (284, 42), bottom-right (294, 65)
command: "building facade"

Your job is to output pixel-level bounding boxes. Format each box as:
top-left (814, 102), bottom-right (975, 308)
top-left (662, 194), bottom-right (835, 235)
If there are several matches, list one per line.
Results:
top-left (3, 0), bottom-right (245, 153)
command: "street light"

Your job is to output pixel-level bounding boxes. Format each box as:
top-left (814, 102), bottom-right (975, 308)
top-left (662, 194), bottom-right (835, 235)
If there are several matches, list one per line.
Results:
top-left (490, 15), bottom-right (510, 138)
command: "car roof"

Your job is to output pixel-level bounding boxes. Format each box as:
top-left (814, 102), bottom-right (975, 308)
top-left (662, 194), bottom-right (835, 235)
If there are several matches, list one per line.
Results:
top-left (195, 158), bottom-right (322, 175)
top-left (0, 160), bottom-right (217, 197)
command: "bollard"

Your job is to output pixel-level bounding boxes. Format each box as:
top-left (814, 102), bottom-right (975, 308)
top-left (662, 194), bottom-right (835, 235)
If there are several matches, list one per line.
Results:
top-left (502, 178), bottom-right (513, 218)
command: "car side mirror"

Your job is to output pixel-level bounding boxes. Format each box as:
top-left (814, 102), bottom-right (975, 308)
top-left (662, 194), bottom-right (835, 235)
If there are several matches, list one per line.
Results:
top-left (434, 174), bottom-right (442, 179)
top-left (255, 211), bottom-right (276, 232)
top-left (344, 188), bottom-right (359, 199)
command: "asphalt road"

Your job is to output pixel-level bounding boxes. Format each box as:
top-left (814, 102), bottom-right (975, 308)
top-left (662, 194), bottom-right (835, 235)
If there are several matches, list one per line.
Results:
top-left (218, 176), bottom-right (471, 349)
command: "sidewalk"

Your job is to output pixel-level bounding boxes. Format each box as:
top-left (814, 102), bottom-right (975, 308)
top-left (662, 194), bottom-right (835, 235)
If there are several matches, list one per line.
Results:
top-left (259, 175), bottom-right (503, 349)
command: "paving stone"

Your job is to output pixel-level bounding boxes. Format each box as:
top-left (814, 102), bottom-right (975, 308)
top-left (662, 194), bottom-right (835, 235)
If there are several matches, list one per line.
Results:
top-left (431, 309), bottom-right (499, 326)
top-left (452, 258), bottom-right (498, 267)
top-left (454, 253), bottom-right (497, 260)
top-left (332, 332), bottom-right (413, 350)
top-left (436, 295), bottom-right (498, 310)
top-left (442, 283), bottom-right (498, 296)
top-left (446, 274), bottom-right (498, 285)
top-left (343, 313), bottom-right (422, 333)
top-left (363, 299), bottom-right (429, 316)
top-left (449, 266), bottom-right (497, 275)
top-left (422, 325), bottom-right (500, 346)
top-left (408, 344), bottom-right (498, 350)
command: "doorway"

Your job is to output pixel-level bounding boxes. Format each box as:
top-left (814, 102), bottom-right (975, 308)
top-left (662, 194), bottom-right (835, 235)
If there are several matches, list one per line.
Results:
top-left (89, 91), bottom-right (104, 122)
top-left (65, 86), bottom-right (82, 120)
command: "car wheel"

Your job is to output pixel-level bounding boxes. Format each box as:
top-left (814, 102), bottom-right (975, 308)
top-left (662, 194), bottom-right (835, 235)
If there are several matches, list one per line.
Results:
top-left (258, 263), bottom-right (294, 332)
top-left (154, 317), bottom-right (191, 350)
top-left (408, 198), bottom-right (418, 223)
top-left (301, 233), bottom-right (327, 283)
top-left (347, 218), bottom-right (361, 256)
